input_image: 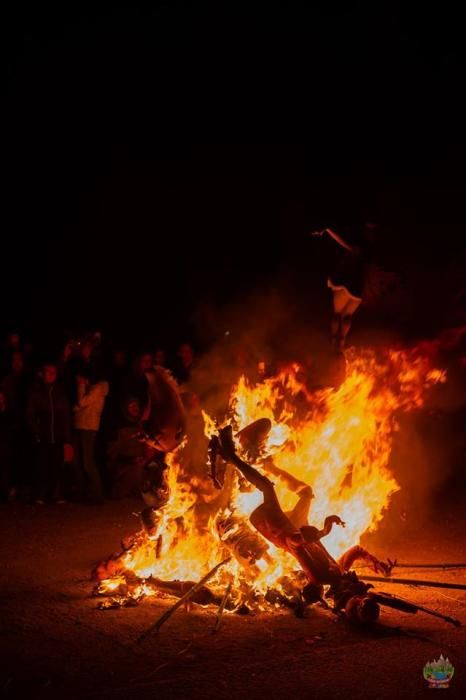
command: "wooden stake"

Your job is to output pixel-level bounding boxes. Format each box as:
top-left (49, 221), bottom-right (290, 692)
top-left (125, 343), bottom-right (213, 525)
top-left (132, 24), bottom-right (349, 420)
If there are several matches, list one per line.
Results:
top-left (361, 575), bottom-right (466, 591)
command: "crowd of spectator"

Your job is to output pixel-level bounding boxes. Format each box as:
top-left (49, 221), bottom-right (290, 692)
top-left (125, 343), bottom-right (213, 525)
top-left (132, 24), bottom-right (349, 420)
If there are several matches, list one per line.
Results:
top-left (0, 331), bottom-right (197, 505)
top-left (1, 322), bottom-right (465, 508)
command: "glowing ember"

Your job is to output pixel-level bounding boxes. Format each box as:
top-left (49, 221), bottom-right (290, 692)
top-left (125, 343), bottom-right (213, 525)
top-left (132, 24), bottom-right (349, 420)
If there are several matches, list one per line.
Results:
top-left (96, 347), bottom-right (445, 603)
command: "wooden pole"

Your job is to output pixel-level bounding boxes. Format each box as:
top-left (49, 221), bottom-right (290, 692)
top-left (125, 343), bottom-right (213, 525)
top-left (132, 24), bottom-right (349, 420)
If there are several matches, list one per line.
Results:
top-left (361, 575), bottom-right (466, 591)
top-left (391, 563), bottom-right (466, 569)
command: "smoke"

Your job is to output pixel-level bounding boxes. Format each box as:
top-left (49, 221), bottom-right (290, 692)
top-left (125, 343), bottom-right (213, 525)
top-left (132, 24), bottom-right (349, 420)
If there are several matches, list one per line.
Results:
top-left (189, 286), bottom-right (329, 417)
top-left (189, 286), bottom-right (466, 532)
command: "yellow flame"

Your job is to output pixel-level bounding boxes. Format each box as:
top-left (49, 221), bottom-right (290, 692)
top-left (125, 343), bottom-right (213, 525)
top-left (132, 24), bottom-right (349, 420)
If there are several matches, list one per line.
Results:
top-left (103, 347), bottom-right (445, 596)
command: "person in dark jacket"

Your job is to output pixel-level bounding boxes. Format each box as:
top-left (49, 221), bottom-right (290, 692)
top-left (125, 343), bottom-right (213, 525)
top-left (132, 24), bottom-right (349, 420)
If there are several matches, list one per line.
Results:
top-left (27, 362), bottom-right (73, 504)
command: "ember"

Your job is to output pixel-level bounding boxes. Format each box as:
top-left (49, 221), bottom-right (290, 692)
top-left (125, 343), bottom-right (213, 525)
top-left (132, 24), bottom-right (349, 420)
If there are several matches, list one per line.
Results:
top-left (95, 347), bottom-right (448, 624)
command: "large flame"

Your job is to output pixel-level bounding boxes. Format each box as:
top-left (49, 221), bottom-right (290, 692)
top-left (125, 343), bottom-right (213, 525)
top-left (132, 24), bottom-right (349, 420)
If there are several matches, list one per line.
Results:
top-left (99, 347), bottom-right (445, 599)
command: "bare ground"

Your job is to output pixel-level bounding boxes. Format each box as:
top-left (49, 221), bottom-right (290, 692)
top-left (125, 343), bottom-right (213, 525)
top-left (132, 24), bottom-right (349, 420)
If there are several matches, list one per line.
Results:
top-left (1, 499), bottom-right (465, 700)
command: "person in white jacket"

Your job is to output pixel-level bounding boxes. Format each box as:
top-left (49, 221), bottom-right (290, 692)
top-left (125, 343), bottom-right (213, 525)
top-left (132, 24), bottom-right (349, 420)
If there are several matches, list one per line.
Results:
top-left (73, 369), bottom-right (109, 503)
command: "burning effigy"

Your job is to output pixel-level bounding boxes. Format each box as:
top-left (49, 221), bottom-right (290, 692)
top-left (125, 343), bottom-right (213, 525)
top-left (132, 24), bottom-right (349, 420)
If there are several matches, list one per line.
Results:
top-left (93, 348), bottom-right (461, 629)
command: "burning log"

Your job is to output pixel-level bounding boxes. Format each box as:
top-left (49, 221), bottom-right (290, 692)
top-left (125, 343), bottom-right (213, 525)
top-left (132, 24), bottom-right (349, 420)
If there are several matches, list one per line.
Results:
top-left (94, 349), bottom-right (452, 630)
top-left (97, 597), bottom-right (140, 610)
top-left (137, 557), bottom-right (231, 641)
top-left (148, 577), bottom-right (222, 606)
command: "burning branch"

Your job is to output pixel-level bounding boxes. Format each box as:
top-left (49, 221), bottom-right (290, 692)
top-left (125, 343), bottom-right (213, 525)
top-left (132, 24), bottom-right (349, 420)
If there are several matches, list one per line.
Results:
top-left (94, 347), bottom-right (455, 630)
top-left (137, 557), bottom-right (231, 641)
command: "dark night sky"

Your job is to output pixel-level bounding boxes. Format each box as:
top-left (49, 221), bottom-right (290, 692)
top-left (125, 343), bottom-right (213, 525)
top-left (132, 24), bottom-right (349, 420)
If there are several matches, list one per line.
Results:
top-left (4, 4), bottom-right (466, 342)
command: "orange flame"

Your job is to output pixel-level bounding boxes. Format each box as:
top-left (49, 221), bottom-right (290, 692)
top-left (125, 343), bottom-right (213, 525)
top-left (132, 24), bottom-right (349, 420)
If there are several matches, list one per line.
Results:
top-left (101, 347), bottom-right (445, 597)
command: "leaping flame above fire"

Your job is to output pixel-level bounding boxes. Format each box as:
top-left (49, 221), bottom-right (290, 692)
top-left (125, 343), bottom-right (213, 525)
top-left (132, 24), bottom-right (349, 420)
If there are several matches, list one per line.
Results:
top-left (98, 347), bottom-right (445, 599)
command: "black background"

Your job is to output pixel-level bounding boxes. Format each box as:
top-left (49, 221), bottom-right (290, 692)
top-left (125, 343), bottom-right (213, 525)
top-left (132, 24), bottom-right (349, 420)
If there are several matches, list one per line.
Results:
top-left (4, 3), bottom-right (466, 344)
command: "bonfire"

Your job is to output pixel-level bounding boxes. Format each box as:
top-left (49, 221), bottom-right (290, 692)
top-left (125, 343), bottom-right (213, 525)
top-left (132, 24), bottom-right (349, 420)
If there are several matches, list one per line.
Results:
top-left (94, 347), bottom-right (458, 629)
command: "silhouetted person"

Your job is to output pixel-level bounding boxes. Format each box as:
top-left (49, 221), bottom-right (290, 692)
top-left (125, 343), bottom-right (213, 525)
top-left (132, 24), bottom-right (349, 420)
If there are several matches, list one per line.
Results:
top-left (27, 362), bottom-right (73, 504)
top-left (174, 342), bottom-right (195, 385)
top-left (312, 222), bottom-right (377, 351)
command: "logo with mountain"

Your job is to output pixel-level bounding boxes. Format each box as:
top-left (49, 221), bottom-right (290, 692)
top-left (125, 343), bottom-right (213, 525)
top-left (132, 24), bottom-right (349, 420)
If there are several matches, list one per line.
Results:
top-left (423, 654), bottom-right (455, 688)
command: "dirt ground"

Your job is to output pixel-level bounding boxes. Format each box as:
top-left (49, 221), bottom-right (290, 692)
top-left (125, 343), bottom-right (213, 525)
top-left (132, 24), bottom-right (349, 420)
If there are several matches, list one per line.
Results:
top-left (1, 498), bottom-right (465, 700)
